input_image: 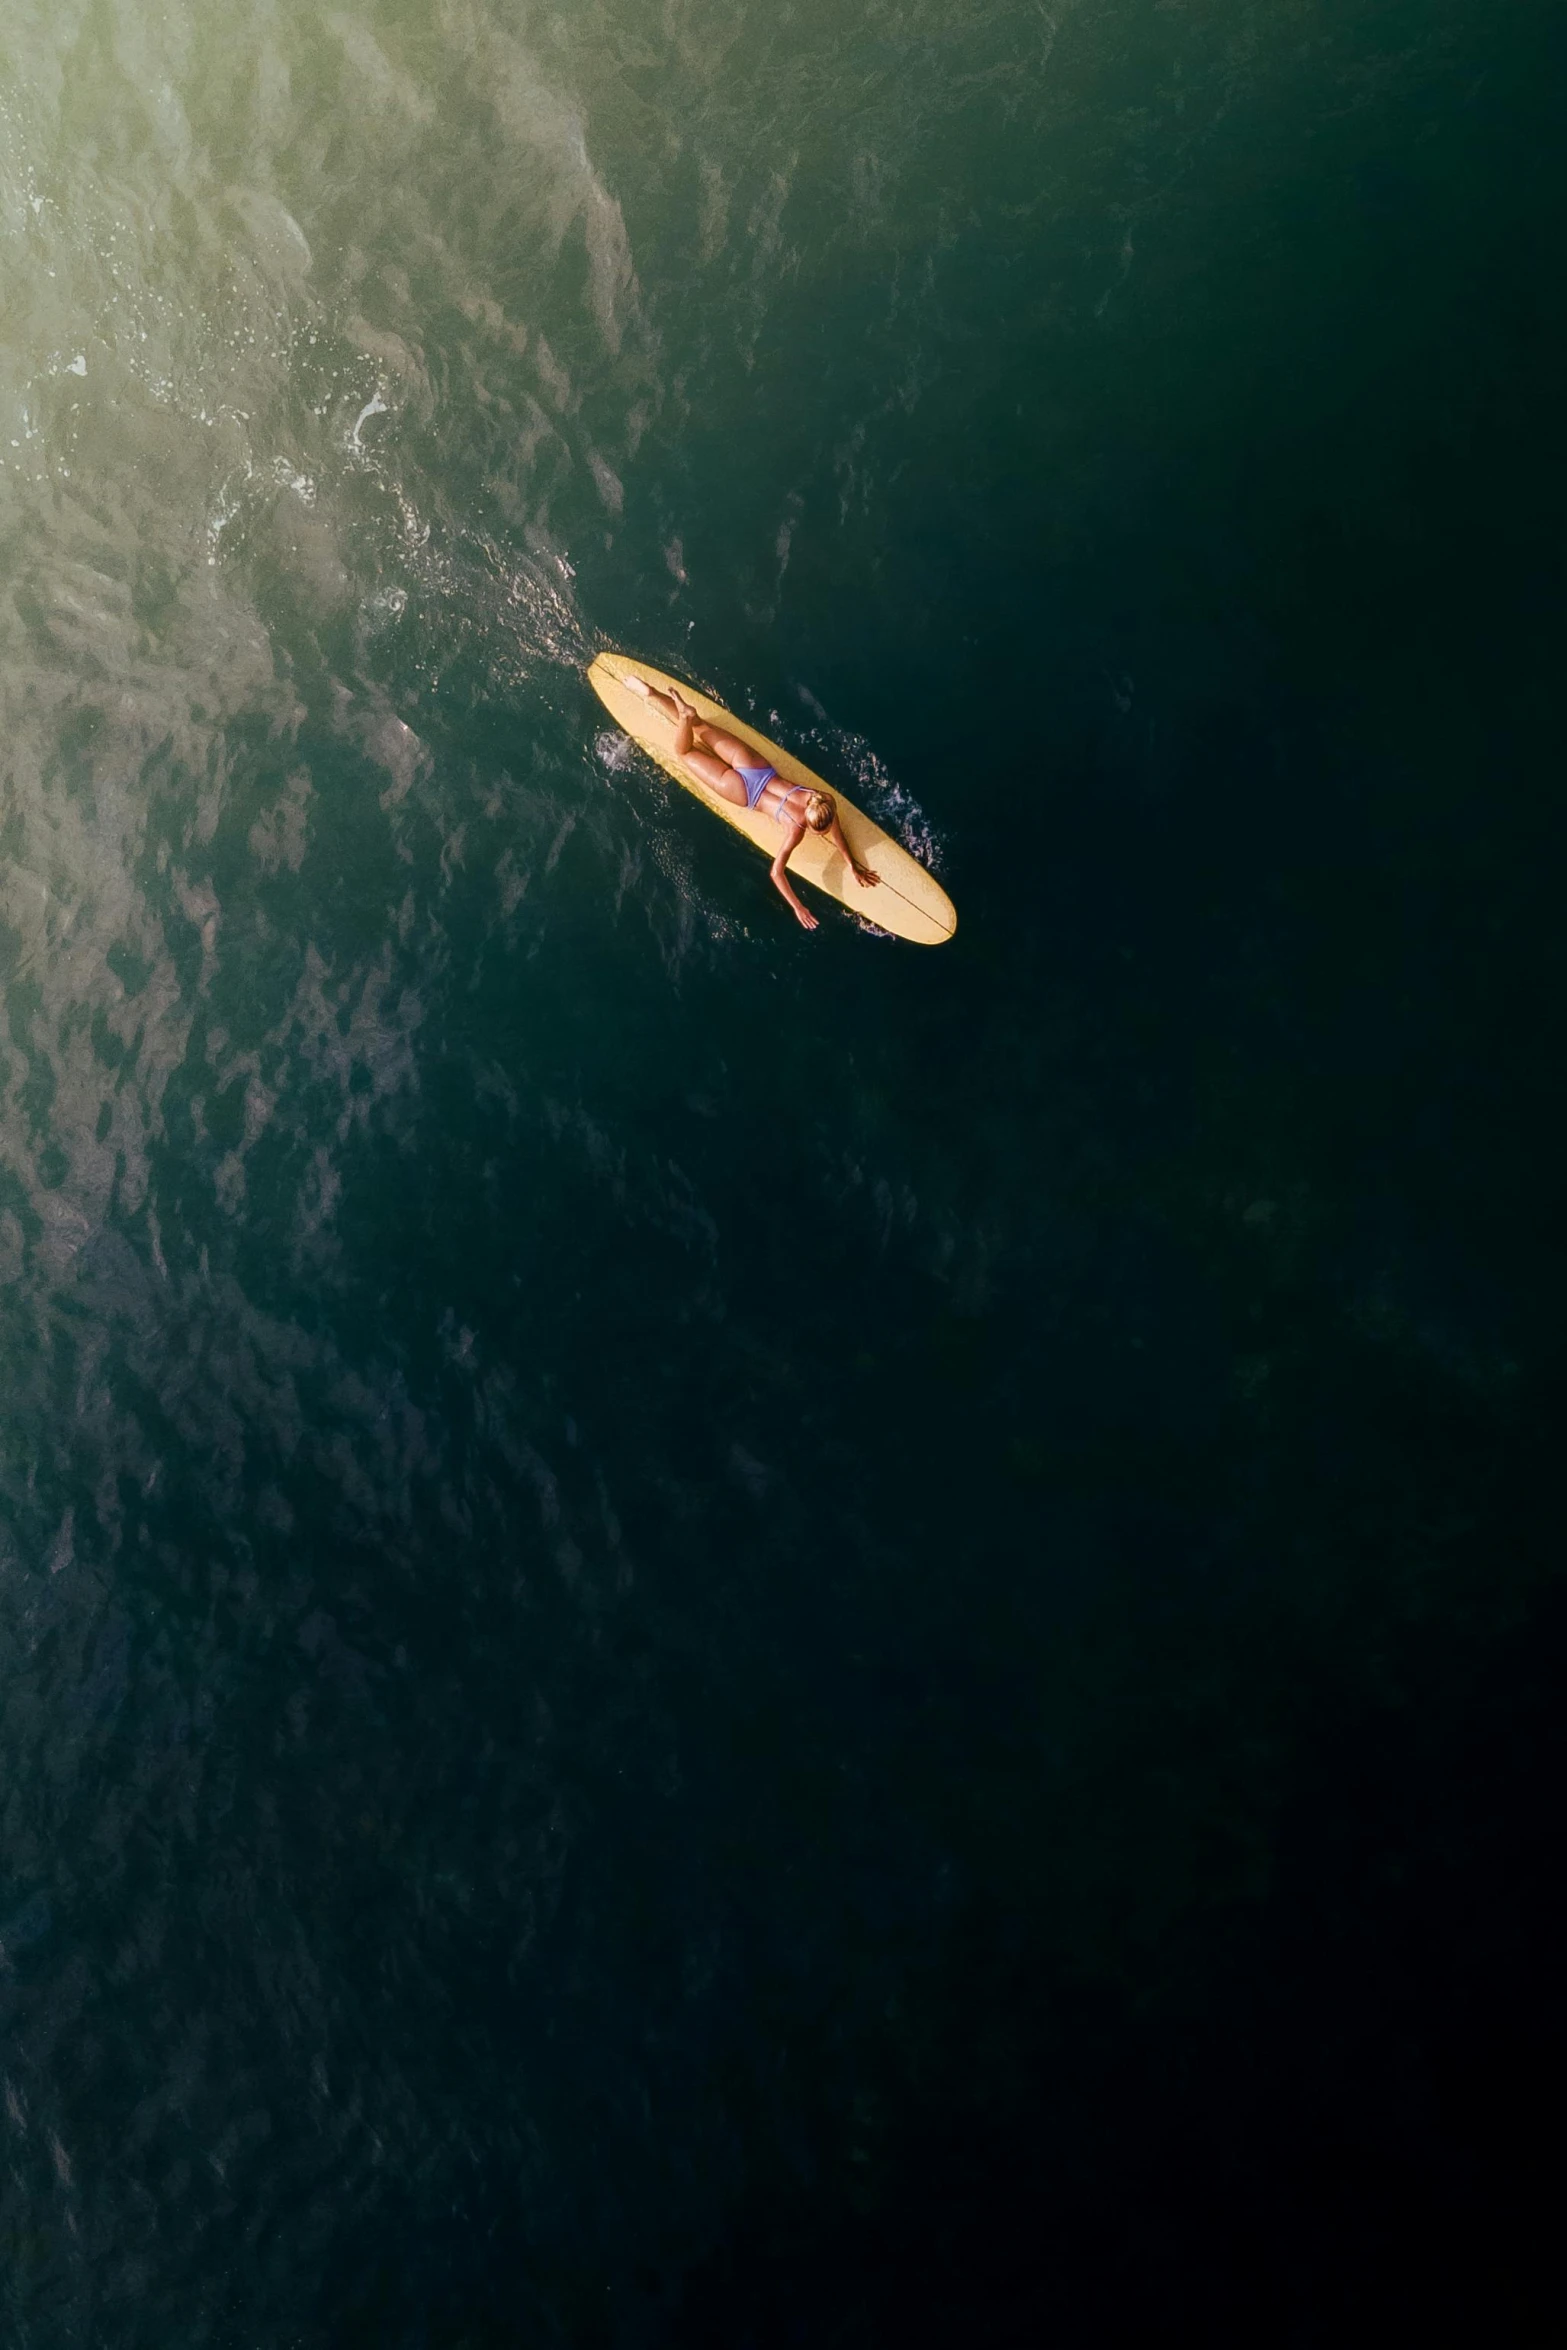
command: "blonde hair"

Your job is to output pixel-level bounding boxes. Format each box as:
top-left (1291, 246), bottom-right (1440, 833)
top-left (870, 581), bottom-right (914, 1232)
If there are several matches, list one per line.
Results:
top-left (804, 791), bottom-right (834, 832)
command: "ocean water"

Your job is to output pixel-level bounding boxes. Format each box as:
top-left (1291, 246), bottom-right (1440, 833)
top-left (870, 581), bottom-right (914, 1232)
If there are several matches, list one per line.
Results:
top-left (1, 0), bottom-right (1564, 2341)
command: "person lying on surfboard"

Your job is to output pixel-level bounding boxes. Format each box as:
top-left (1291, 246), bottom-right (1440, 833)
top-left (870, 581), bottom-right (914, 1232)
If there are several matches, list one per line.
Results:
top-left (624, 676), bottom-right (879, 932)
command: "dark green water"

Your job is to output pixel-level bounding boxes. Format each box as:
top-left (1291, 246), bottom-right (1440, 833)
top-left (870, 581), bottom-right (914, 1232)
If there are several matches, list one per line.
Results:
top-left (2, 1), bottom-right (1565, 2341)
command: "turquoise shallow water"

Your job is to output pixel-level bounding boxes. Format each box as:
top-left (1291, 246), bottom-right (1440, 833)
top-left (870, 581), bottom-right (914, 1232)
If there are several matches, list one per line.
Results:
top-left (1, 1), bottom-right (1565, 2341)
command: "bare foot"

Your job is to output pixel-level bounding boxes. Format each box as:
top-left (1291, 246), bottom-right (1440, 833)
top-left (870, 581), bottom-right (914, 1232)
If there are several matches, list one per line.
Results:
top-left (624, 674), bottom-right (687, 731)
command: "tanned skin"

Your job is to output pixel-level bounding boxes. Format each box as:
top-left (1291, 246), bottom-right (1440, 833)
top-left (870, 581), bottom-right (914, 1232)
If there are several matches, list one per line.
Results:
top-left (624, 677), bottom-right (878, 932)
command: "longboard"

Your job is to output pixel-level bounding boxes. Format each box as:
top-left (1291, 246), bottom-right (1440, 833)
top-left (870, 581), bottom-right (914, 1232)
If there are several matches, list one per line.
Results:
top-left (587, 652), bottom-right (957, 946)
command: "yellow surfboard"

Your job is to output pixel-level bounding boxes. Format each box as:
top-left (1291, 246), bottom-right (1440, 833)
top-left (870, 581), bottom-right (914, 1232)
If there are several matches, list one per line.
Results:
top-left (587, 652), bottom-right (957, 946)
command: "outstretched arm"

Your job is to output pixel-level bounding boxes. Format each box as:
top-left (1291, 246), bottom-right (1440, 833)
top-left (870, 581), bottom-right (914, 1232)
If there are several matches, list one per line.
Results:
top-left (824, 810), bottom-right (878, 889)
top-left (770, 820), bottom-right (818, 931)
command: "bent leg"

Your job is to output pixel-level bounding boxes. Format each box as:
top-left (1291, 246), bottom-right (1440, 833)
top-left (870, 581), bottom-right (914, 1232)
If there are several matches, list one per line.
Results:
top-left (624, 677), bottom-right (758, 801)
top-left (634, 682), bottom-right (682, 725)
top-left (627, 680), bottom-right (746, 769)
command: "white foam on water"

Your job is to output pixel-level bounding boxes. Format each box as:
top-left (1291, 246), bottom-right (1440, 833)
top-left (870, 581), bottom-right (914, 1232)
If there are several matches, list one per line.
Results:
top-left (0, 1), bottom-right (677, 1759)
top-left (785, 691), bottom-right (949, 876)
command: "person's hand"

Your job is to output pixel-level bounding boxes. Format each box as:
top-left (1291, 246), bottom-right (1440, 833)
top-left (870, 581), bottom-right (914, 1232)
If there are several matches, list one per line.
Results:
top-left (793, 902), bottom-right (819, 931)
top-left (853, 861), bottom-right (879, 888)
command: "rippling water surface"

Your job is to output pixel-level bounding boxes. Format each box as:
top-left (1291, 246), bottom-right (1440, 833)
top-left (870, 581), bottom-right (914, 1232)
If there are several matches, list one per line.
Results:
top-left (2, 0), bottom-right (1564, 2341)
